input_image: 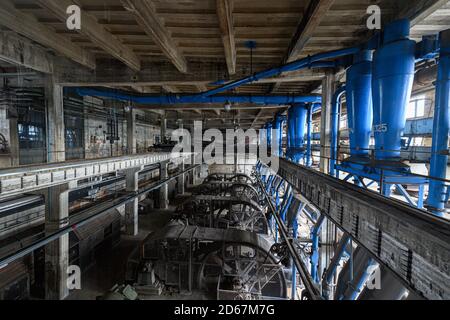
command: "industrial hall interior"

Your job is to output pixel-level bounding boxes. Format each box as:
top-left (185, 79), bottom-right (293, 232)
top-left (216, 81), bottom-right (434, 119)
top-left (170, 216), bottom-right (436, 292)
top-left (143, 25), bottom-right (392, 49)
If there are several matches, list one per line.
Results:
top-left (0, 0), bottom-right (448, 302)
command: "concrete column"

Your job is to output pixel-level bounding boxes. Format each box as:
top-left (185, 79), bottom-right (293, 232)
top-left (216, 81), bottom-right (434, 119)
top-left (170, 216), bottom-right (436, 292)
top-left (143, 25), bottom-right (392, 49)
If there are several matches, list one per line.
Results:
top-left (177, 122), bottom-right (185, 195)
top-left (177, 159), bottom-right (185, 195)
top-left (192, 152), bottom-right (202, 186)
top-left (127, 108), bottom-right (137, 155)
top-left (44, 181), bottom-right (76, 300)
top-left (160, 115), bottom-right (167, 143)
top-left (7, 107), bottom-right (19, 166)
top-left (45, 75), bottom-right (65, 163)
top-left (83, 99), bottom-right (90, 159)
top-left (320, 72), bottom-right (336, 174)
top-left (123, 166), bottom-right (143, 236)
top-left (158, 161), bottom-right (169, 209)
top-left (188, 168), bottom-right (195, 187)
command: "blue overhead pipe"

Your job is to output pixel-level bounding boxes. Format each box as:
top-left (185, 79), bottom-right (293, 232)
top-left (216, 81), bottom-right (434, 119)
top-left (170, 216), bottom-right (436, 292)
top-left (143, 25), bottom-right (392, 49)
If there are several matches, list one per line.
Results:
top-left (74, 88), bottom-right (322, 105)
top-left (330, 86), bottom-right (346, 177)
top-left (428, 29), bottom-right (450, 216)
top-left (208, 62), bottom-right (336, 86)
top-left (372, 19), bottom-right (416, 161)
top-left (201, 47), bottom-right (360, 97)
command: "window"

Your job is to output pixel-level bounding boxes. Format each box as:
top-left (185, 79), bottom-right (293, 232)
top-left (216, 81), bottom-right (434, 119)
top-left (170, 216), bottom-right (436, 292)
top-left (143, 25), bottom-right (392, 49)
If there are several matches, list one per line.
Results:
top-left (340, 114), bottom-right (348, 129)
top-left (17, 108), bottom-right (47, 165)
top-left (65, 114), bottom-right (85, 160)
top-left (407, 96), bottom-right (426, 119)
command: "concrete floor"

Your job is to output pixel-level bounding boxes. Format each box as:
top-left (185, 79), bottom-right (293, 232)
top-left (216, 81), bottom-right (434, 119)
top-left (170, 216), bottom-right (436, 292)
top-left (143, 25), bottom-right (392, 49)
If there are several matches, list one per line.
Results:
top-left (66, 206), bottom-right (178, 300)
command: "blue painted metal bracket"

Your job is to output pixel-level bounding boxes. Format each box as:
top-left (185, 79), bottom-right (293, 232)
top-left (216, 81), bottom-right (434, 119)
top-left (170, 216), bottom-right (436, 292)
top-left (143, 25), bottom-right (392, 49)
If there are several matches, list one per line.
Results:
top-left (310, 215), bottom-right (326, 283)
top-left (334, 163), bottom-right (429, 185)
top-left (322, 233), bottom-right (352, 299)
top-left (341, 257), bottom-right (380, 300)
top-left (312, 118), bottom-right (435, 142)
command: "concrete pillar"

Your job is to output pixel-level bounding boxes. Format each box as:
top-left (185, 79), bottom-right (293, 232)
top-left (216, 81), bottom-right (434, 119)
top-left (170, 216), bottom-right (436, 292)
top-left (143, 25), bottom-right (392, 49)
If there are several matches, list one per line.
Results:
top-left (320, 72), bottom-right (336, 174)
top-left (160, 115), bottom-right (167, 143)
top-left (44, 181), bottom-right (76, 300)
top-left (158, 161), bottom-right (169, 209)
top-left (83, 97), bottom-right (91, 159)
top-left (45, 75), bottom-right (65, 163)
top-left (127, 108), bottom-right (137, 155)
top-left (177, 122), bottom-right (185, 195)
top-left (189, 168), bottom-right (195, 187)
top-left (123, 166), bottom-right (143, 236)
top-left (7, 107), bottom-right (19, 166)
top-left (177, 159), bottom-right (185, 195)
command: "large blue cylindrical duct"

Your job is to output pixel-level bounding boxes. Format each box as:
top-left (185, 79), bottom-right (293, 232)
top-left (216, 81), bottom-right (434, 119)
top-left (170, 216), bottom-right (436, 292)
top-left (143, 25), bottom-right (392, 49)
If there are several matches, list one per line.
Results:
top-left (272, 115), bottom-right (284, 157)
top-left (372, 20), bottom-right (416, 160)
top-left (428, 30), bottom-right (450, 216)
top-left (288, 103), bottom-right (308, 163)
top-left (346, 50), bottom-right (373, 158)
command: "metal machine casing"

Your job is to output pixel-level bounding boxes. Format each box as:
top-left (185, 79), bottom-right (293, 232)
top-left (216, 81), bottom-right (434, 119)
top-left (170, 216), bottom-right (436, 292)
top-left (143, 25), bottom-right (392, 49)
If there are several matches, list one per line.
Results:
top-left (372, 19), bottom-right (416, 160)
top-left (346, 51), bottom-right (373, 158)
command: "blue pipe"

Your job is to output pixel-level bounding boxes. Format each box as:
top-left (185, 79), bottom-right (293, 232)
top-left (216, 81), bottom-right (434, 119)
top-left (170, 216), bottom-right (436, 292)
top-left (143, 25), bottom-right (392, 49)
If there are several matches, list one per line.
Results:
top-left (322, 234), bottom-right (351, 299)
top-left (272, 115), bottom-right (284, 157)
top-left (306, 105), bottom-right (313, 167)
top-left (291, 216), bottom-right (299, 300)
top-left (287, 103), bottom-right (308, 163)
top-left (265, 175), bottom-right (274, 193)
top-left (201, 47), bottom-right (360, 97)
top-left (287, 109), bottom-right (295, 160)
top-left (276, 190), bottom-right (293, 243)
top-left (330, 86), bottom-right (346, 177)
top-left (310, 215), bottom-right (325, 283)
top-left (281, 193), bottom-right (293, 222)
top-left (345, 258), bottom-right (379, 300)
top-left (74, 88), bottom-right (321, 106)
top-left (428, 30), bottom-right (450, 216)
top-left (274, 179), bottom-right (284, 206)
top-left (266, 122), bottom-right (273, 149)
top-left (372, 19), bottom-right (416, 160)
top-left (346, 50), bottom-right (373, 158)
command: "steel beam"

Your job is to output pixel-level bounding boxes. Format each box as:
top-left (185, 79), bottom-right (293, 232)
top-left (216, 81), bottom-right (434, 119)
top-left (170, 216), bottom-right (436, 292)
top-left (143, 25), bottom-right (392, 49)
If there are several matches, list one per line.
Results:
top-left (273, 158), bottom-right (450, 300)
top-left (0, 164), bottom-right (199, 268)
top-left (0, 153), bottom-right (189, 199)
top-left (256, 173), bottom-right (322, 300)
